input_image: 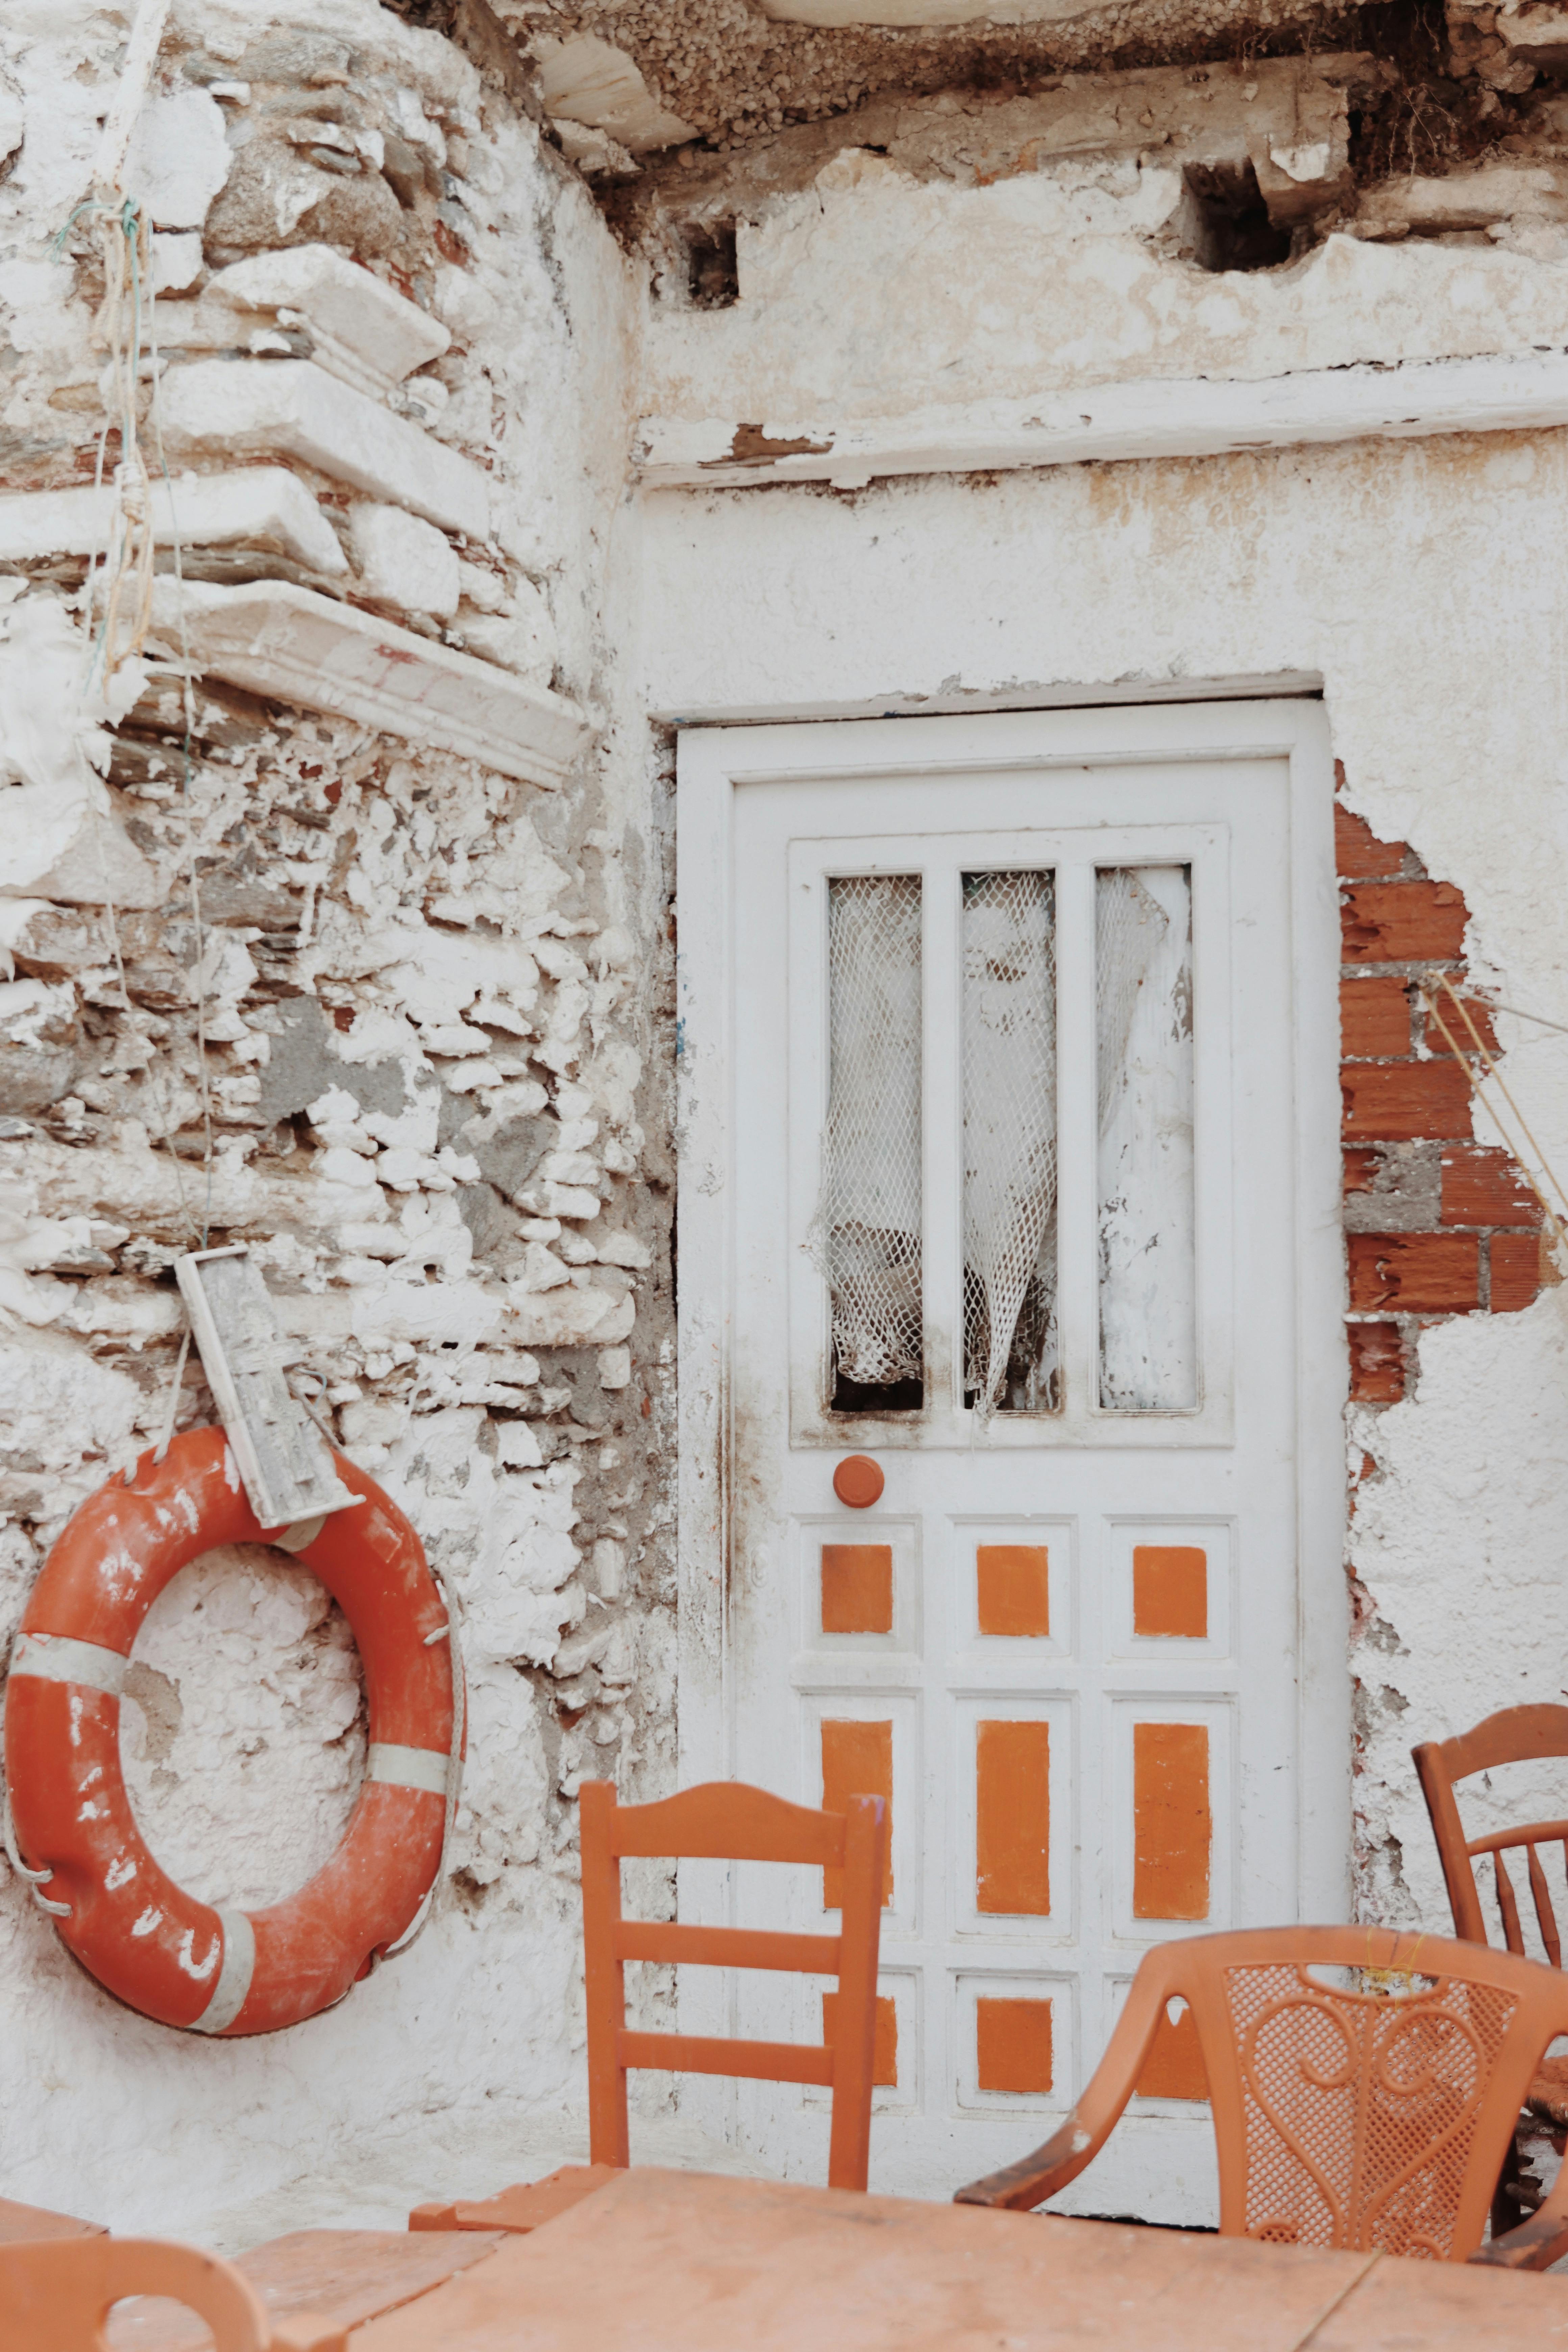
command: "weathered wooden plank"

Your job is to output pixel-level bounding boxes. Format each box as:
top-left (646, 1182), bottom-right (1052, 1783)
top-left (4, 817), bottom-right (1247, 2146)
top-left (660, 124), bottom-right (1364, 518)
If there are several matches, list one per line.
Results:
top-left (105, 2227), bottom-right (507, 2351)
top-left (175, 1246), bottom-right (357, 1531)
top-left (0, 2197), bottom-right (106, 2243)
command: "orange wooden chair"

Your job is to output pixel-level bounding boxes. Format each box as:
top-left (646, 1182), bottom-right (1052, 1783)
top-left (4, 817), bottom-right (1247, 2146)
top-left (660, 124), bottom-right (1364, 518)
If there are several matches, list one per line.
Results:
top-left (582, 1778), bottom-right (889, 2193)
top-left (0, 2237), bottom-right (276, 2351)
top-left (954, 1924), bottom-right (1568, 2268)
top-left (1414, 1705), bottom-right (1568, 2159)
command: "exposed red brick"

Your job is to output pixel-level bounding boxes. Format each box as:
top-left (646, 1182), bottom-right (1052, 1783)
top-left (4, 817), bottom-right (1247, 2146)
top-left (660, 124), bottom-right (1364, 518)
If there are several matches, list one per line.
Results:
top-left (1334, 805), bottom-right (1406, 880)
top-left (1348, 1233), bottom-right (1479, 1315)
top-left (1491, 1232), bottom-right (1546, 1313)
top-left (1342, 1061), bottom-right (1473, 1143)
top-left (1343, 1147), bottom-right (1380, 1197)
top-left (1422, 993), bottom-right (1499, 1058)
top-left (1340, 976), bottom-right (1411, 1059)
top-left (1348, 1322), bottom-right (1406, 1403)
top-left (1341, 880), bottom-right (1469, 965)
top-left (1441, 1146), bottom-right (1542, 1229)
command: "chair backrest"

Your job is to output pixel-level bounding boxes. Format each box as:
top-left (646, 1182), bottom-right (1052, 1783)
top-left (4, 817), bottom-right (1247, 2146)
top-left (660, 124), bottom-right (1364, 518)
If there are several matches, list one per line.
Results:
top-left (579, 1778), bottom-right (888, 2192)
top-left (1413, 1705), bottom-right (1568, 1961)
top-left (0, 2236), bottom-right (271, 2351)
top-left (957, 1925), bottom-right (1568, 2260)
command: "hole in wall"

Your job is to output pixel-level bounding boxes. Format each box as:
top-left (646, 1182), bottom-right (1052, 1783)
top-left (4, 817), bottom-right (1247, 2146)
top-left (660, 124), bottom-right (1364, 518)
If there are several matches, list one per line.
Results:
top-left (1179, 162), bottom-right (1292, 273)
top-left (687, 219), bottom-right (739, 309)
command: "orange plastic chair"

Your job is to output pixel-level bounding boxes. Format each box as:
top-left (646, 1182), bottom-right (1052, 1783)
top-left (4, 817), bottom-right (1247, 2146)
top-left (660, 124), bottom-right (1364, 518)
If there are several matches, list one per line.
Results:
top-left (953, 1925), bottom-right (1568, 2268)
top-left (581, 1778), bottom-right (888, 2192)
top-left (0, 2237), bottom-right (275, 2351)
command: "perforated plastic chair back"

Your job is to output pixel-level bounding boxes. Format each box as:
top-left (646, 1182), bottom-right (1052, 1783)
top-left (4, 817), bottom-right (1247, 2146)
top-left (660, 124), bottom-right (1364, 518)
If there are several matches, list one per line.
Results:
top-left (956, 1925), bottom-right (1568, 2265)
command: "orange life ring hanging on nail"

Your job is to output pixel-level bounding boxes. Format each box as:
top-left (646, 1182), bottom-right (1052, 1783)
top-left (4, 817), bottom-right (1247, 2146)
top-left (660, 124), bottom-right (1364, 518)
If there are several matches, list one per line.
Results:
top-left (2, 1426), bottom-right (461, 2036)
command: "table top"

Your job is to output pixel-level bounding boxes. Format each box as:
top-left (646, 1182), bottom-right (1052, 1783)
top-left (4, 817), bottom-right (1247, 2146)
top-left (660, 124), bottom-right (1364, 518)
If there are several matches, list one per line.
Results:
top-left (103, 2228), bottom-right (508, 2352)
top-left (339, 2167), bottom-right (1568, 2352)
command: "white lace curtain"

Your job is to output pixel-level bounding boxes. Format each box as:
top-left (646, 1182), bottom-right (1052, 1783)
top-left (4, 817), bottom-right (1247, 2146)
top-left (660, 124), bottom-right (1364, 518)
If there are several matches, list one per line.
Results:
top-left (810, 865), bottom-right (1182, 1414)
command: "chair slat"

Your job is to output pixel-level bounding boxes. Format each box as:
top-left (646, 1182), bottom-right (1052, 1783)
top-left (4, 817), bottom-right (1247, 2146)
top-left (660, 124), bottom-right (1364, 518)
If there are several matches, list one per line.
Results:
top-left (1527, 1845), bottom-right (1562, 1968)
top-left (607, 1781), bottom-right (846, 1866)
top-left (615, 1920), bottom-right (841, 1973)
top-left (1466, 1820), bottom-right (1568, 1860)
top-left (617, 2029), bottom-right (836, 2087)
top-left (1495, 1849), bottom-right (1526, 1956)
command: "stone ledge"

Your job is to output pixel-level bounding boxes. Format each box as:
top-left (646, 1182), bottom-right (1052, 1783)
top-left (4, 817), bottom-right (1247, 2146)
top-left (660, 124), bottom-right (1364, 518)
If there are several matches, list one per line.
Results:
top-left (0, 469), bottom-right (347, 575)
top-left (150, 578), bottom-right (592, 788)
top-left (159, 359), bottom-right (490, 541)
top-left (636, 347), bottom-right (1568, 491)
top-left (206, 245), bottom-right (451, 401)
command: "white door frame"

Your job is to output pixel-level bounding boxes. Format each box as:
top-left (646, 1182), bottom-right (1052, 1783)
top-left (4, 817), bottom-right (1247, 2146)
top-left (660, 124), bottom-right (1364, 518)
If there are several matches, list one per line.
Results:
top-left (675, 699), bottom-right (1350, 2090)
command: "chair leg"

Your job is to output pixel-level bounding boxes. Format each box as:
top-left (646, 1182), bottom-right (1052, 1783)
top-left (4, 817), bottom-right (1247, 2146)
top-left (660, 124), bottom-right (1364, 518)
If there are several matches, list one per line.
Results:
top-left (1492, 2121), bottom-right (1529, 2241)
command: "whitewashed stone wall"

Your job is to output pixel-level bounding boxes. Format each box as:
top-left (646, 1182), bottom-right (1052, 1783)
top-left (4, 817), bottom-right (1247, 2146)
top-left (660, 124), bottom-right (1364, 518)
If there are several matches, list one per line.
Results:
top-left (0, 0), bottom-right (675, 2240)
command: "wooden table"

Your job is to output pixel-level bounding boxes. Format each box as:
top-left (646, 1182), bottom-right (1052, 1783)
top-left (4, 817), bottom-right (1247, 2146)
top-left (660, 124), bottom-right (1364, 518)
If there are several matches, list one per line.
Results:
top-left (362, 2167), bottom-right (1568, 2352)
top-left (94, 2168), bottom-right (1568, 2351)
top-left (103, 2229), bottom-right (508, 2350)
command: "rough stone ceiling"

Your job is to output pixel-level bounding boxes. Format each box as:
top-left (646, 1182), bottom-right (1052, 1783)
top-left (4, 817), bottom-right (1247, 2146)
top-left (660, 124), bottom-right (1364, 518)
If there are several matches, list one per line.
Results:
top-left (485, 0), bottom-right (1395, 150)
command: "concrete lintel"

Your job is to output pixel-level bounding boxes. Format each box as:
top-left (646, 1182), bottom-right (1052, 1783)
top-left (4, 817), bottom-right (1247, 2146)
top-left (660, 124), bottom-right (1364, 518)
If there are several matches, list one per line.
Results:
top-left (150, 577), bottom-right (592, 788)
top-left (636, 347), bottom-right (1568, 492)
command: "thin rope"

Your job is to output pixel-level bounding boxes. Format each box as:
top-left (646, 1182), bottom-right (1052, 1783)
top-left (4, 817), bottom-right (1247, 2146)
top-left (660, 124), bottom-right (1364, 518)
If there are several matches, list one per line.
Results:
top-left (1487, 1001), bottom-right (1568, 1041)
top-left (64, 180), bottom-right (215, 1246)
top-left (1419, 974), bottom-right (1568, 1255)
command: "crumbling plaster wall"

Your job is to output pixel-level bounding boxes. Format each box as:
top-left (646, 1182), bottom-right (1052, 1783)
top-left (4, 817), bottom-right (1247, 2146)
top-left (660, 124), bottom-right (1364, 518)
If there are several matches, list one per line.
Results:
top-left (639, 121), bottom-right (1568, 426)
top-left (0, 0), bottom-right (677, 2240)
top-left (639, 427), bottom-right (1568, 1943)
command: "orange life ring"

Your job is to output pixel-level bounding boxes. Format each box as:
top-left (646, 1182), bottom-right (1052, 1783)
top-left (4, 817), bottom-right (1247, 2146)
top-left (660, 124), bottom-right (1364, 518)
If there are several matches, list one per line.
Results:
top-left (3, 1426), bottom-right (460, 2036)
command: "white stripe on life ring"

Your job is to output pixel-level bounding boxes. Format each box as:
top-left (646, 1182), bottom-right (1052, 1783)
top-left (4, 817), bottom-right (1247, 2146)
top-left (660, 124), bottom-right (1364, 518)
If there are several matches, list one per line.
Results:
top-left (191, 1908), bottom-right (255, 2035)
top-left (9, 1633), bottom-right (128, 1698)
top-left (367, 1742), bottom-right (448, 1797)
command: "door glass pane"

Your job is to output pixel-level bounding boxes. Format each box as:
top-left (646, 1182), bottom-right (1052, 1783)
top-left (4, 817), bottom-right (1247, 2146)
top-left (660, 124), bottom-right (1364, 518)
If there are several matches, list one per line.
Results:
top-left (962, 870), bottom-right (1059, 1414)
top-left (812, 874), bottom-right (923, 1411)
top-left (1096, 865), bottom-right (1196, 1410)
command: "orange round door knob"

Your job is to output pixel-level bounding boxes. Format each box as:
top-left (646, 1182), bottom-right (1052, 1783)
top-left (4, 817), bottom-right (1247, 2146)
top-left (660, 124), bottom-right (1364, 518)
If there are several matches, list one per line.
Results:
top-left (833, 1455), bottom-right (884, 1509)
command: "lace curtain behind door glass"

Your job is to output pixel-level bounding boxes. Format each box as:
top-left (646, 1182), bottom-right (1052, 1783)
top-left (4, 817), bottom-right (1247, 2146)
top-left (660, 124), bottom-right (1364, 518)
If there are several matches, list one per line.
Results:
top-left (962, 871), bottom-right (1059, 1415)
top-left (810, 874), bottom-right (924, 1411)
top-left (1097, 866), bottom-right (1197, 1410)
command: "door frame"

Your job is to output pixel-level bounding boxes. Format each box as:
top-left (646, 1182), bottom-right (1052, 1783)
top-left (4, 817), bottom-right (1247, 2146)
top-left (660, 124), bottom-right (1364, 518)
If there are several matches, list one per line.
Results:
top-left (675, 699), bottom-right (1350, 2020)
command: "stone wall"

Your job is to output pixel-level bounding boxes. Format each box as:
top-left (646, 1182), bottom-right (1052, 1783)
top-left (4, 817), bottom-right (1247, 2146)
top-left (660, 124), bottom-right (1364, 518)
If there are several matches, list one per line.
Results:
top-left (0, 0), bottom-right (676, 2240)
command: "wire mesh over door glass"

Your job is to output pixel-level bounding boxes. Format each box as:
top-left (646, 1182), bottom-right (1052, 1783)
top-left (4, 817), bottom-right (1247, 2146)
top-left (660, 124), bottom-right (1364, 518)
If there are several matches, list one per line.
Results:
top-left (1097, 865), bottom-right (1197, 1410)
top-left (962, 871), bottom-right (1058, 1415)
top-left (811, 875), bottom-right (924, 1411)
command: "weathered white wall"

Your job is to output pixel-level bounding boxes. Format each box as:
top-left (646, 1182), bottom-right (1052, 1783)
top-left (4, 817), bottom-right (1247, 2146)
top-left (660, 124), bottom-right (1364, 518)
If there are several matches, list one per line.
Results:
top-left (643, 151), bottom-right (1568, 426)
top-left (8, 0), bottom-right (1568, 2246)
top-left (639, 424), bottom-right (1568, 1940)
top-left (0, 0), bottom-right (683, 2244)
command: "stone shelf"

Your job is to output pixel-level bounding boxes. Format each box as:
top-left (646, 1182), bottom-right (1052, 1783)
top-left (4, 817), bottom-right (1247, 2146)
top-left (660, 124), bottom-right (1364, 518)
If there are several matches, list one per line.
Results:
top-left (151, 578), bottom-right (593, 788)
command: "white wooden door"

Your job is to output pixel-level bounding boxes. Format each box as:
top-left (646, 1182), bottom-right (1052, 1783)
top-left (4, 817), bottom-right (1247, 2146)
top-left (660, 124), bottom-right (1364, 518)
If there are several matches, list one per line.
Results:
top-left (676, 704), bottom-right (1346, 2222)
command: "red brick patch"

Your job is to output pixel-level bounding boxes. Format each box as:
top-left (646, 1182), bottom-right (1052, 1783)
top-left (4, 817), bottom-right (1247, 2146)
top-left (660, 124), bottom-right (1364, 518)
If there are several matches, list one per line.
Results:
top-left (1348, 1322), bottom-right (1406, 1404)
top-left (1333, 804), bottom-right (1405, 879)
top-left (1348, 1233), bottom-right (1480, 1315)
top-left (1440, 1146), bottom-right (1541, 1229)
top-left (1341, 1062), bottom-right (1472, 1144)
top-left (1336, 786), bottom-right (1537, 1411)
top-left (1491, 1232), bottom-right (1547, 1314)
top-left (1340, 977), bottom-right (1411, 1060)
top-left (1341, 880), bottom-right (1469, 965)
